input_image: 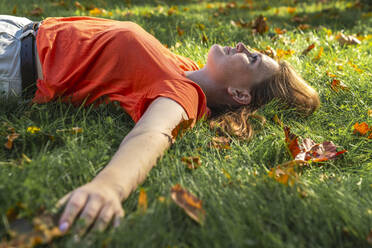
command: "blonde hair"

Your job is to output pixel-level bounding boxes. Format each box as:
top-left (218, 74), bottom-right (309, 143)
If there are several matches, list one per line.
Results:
top-left (210, 60), bottom-right (320, 140)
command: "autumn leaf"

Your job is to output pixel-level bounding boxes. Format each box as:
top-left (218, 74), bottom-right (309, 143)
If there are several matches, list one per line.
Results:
top-left (74, 1), bottom-right (84, 10)
top-left (181, 156), bottom-right (201, 169)
top-left (137, 188), bottom-right (148, 213)
top-left (298, 24), bottom-right (311, 30)
top-left (261, 46), bottom-right (277, 59)
top-left (12, 5), bottom-right (17, 14)
top-left (168, 6), bottom-right (178, 16)
top-left (221, 168), bottom-right (231, 180)
top-left (330, 79), bottom-right (348, 92)
top-left (27, 126), bottom-right (40, 134)
top-left (276, 48), bottom-right (295, 59)
top-left (210, 136), bottom-right (231, 149)
top-left (284, 126), bottom-right (347, 162)
top-left (367, 229), bottom-right (372, 245)
top-left (226, 2), bottom-right (237, 8)
top-left (313, 47), bottom-right (324, 60)
top-left (302, 43), bottom-right (315, 55)
top-left (1, 212), bottom-right (62, 248)
top-left (171, 118), bottom-right (193, 141)
top-left (268, 160), bottom-right (303, 186)
top-left (252, 15), bottom-right (269, 35)
top-left (284, 126), bottom-right (301, 159)
top-left (170, 184), bottom-right (206, 225)
top-left (336, 33), bottom-right (361, 46)
top-left (274, 27), bottom-right (286, 34)
top-left (353, 122), bottom-right (369, 135)
top-left (287, 7), bottom-right (296, 14)
top-left (5, 126), bottom-right (19, 150)
top-left (30, 7), bottom-right (43, 16)
top-left (177, 26), bottom-right (184, 36)
top-left (56, 127), bottom-right (83, 134)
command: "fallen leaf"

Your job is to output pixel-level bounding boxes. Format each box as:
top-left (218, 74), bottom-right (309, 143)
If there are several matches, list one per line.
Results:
top-left (292, 15), bottom-right (308, 23)
top-left (326, 71), bottom-right (337, 78)
top-left (30, 7), bottom-right (43, 16)
top-left (202, 32), bottom-right (208, 43)
top-left (137, 188), bottom-right (147, 213)
top-left (1, 213), bottom-right (62, 248)
top-left (302, 43), bottom-right (315, 55)
top-left (89, 7), bottom-right (102, 16)
top-left (284, 126), bottom-right (347, 162)
top-left (22, 154), bottom-right (32, 163)
top-left (330, 79), bottom-right (348, 92)
top-left (252, 15), bottom-right (269, 35)
top-left (12, 5), bottom-right (17, 14)
top-left (170, 184), bottom-right (205, 225)
top-left (171, 118), bottom-right (193, 141)
top-left (313, 47), bottom-right (324, 60)
top-left (261, 46), bottom-right (277, 59)
top-left (287, 7), bottom-right (296, 14)
top-left (56, 127), bottom-right (83, 134)
top-left (274, 27), bottom-right (286, 34)
top-left (276, 48), bottom-right (295, 59)
top-left (210, 136), bottom-right (231, 149)
top-left (221, 168), bottom-right (231, 180)
top-left (181, 156), bottom-right (201, 169)
top-left (284, 126), bottom-right (301, 159)
top-left (74, 1), bottom-right (84, 10)
top-left (27, 126), bottom-right (40, 134)
top-left (298, 24), bottom-right (311, 30)
top-left (168, 6), bottom-right (178, 16)
top-left (273, 114), bottom-right (283, 127)
top-left (353, 122), bottom-right (369, 135)
top-left (5, 132), bottom-right (19, 150)
top-left (367, 229), bottom-right (372, 245)
top-left (336, 33), bottom-right (361, 46)
top-left (196, 23), bottom-right (205, 30)
top-left (268, 160), bottom-right (303, 186)
top-left (177, 26), bottom-right (184, 36)
top-left (226, 1), bottom-right (237, 8)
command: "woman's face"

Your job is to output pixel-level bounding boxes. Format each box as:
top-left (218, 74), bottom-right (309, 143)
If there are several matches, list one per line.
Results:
top-left (206, 42), bottom-right (279, 91)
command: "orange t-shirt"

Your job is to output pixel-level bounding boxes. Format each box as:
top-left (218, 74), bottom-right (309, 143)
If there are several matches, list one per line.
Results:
top-left (33, 17), bottom-right (207, 122)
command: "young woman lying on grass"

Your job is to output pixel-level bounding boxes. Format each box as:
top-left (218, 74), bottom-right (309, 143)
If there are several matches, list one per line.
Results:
top-left (1, 15), bottom-right (320, 235)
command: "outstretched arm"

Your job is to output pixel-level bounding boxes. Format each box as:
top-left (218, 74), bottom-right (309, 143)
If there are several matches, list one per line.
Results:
top-left (57, 97), bottom-right (189, 234)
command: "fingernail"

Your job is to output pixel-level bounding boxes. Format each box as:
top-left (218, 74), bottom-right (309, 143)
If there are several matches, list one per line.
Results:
top-left (59, 222), bottom-right (69, 232)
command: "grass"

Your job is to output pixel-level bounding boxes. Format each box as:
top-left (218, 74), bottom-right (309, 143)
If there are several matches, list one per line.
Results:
top-left (0, 0), bottom-right (371, 247)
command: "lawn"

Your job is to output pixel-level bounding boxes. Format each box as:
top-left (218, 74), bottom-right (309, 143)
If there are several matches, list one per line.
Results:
top-left (0, 0), bottom-right (371, 247)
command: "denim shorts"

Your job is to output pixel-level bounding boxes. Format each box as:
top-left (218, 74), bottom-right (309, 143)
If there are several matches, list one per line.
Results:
top-left (0, 15), bottom-right (33, 97)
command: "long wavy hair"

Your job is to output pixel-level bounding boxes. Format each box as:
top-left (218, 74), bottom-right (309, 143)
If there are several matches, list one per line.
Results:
top-left (209, 60), bottom-right (320, 140)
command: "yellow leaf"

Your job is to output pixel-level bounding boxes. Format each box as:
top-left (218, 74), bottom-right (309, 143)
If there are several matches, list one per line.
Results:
top-left (22, 154), bottom-right (32, 163)
top-left (27, 126), bottom-right (41, 134)
top-left (137, 188), bottom-right (147, 213)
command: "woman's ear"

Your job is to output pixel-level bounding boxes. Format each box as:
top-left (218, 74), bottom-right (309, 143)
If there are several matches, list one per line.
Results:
top-left (227, 87), bottom-right (251, 105)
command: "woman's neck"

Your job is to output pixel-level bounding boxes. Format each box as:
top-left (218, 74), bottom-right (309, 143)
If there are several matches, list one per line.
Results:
top-left (185, 68), bottom-right (235, 108)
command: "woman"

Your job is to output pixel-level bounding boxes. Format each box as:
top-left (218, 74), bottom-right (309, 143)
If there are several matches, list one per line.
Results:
top-left (0, 15), bottom-right (319, 235)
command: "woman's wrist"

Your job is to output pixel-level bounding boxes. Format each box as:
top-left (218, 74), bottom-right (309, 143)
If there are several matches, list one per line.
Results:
top-left (91, 174), bottom-right (128, 201)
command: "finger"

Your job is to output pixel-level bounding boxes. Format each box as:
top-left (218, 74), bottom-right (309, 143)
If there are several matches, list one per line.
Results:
top-left (76, 195), bottom-right (103, 236)
top-left (55, 192), bottom-right (72, 209)
top-left (92, 204), bottom-right (114, 232)
top-left (58, 192), bottom-right (88, 233)
top-left (113, 208), bottom-right (125, 228)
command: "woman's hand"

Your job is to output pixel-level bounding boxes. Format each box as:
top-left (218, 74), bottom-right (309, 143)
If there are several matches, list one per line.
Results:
top-left (56, 181), bottom-right (125, 236)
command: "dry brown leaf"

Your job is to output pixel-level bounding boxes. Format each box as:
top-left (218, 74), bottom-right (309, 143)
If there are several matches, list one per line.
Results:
top-left (284, 126), bottom-right (301, 159)
top-left (252, 15), bottom-right (269, 35)
top-left (302, 43), bottom-right (315, 55)
top-left (268, 160), bottom-right (304, 186)
top-left (367, 229), bottom-right (372, 245)
top-left (298, 24), bottom-right (311, 30)
top-left (30, 7), bottom-right (43, 16)
top-left (171, 118), bottom-right (193, 141)
top-left (1, 213), bottom-right (62, 248)
top-left (274, 27), bottom-right (286, 34)
top-left (313, 47), bottom-right (324, 60)
top-left (177, 26), bottom-right (184, 36)
top-left (210, 136), bottom-right (231, 149)
top-left (336, 33), bottom-right (361, 46)
top-left (5, 132), bottom-right (19, 150)
top-left (137, 188), bottom-right (148, 213)
top-left (170, 184), bottom-right (205, 225)
top-left (330, 79), bottom-right (348, 92)
top-left (181, 156), bottom-right (201, 169)
top-left (12, 5), bottom-right (17, 14)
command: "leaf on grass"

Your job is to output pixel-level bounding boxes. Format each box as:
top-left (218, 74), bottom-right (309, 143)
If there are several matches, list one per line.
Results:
top-left (22, 154), bottom-right (32, 163)
top-left (353, 122), bottom-right (369, 135)
top-left (298, 24), bottom-right (311, 30)
top-left (330, 79), bottom-right (348, 92)
top-left (230, 19), bottom-right (250, 28)
top-left (313, 47), bottom-right (324, 60)
top-left (171, 118), bottom-right (193, 141)
top-left (302, 43), bottom-right (315, 55)
top-left (261, 46), bottom-right (277, 59)
top-left (268, 160), bottom-right (304, 186)
top-left (210, 136), bottom-right (231, 149)
top-left (181, 156), bottom-right (201, 169)
top-left (30, 7), bottom-right (43, 16)
top-left (12, 5), bottom-right (17, 14)
top-left (1, 213), bottom-right (62, 248)
top-left (137, 188), bottom-right (148, 213)
top-left (176, 26), bottom-right (184, 36)
top-left (226, 1), bottom-right (237, 9)
top-left (273, 114), bottom-right (283, 127)
top-left (167, 6), bottom-right (178, 16)
top-left (221, 168), bottom-right (231, 180)
top-left (284, 126), bottom-right (347, 162)
top-left (276, 48), bottom-right (295, 59)
top-left (336, 33), bottom-right (361, 46)
top-left (284, 126), bottom-right (301, 159)
top-left (252, 15), bottom-right (269, 35)
top-left (287, 7), bottom-right (296, 14)
top-left (170, 184), bottom-right (205, 225)
top-left (202, 32), bottom-right (208, 43)
top-left (27, 126), bottom-right (40, 134)
top-left (5, 129), bottom-right (19, 150)
top-left (274, 27), bottom-right (286, 34)
top-left (367, 229), bottom-right (372, 245)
